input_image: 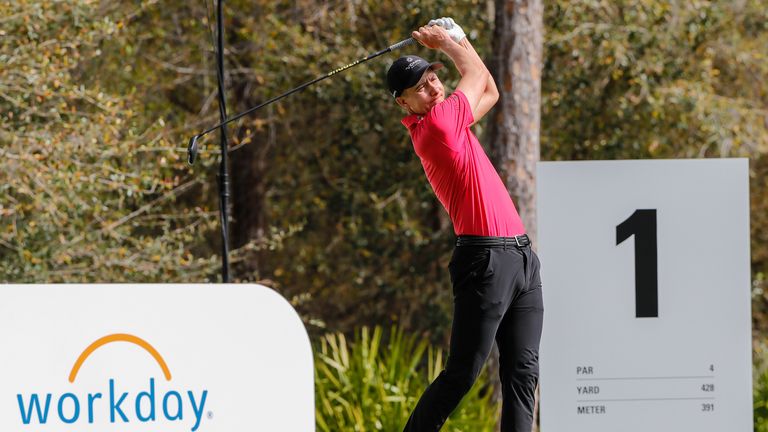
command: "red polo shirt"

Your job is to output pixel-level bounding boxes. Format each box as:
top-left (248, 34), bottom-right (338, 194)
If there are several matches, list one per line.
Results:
top-left (402, 90), bottom-right (526, 236)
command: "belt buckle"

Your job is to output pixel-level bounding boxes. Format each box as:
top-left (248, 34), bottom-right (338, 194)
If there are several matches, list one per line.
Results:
top-left (513, 235), bottom-right (522, 247)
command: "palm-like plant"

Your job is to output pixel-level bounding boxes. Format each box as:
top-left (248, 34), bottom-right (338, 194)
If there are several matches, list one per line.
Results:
top-left (315, 326), bottom-right (499, 431)
top-left (755, 357), bottom-right (768, 432)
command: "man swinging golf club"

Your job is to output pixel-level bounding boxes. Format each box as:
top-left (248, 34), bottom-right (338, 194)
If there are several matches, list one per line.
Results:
top-left (388, 18), bottom-right (544, 432)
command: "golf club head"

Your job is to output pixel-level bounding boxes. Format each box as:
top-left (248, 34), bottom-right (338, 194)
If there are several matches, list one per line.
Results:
top-left (187, 135), bottom-right (199, 165)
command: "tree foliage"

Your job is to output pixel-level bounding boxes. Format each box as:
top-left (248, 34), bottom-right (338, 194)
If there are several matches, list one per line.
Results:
top-left (3, 0), bottom-right (767, 347)
top-left (542, 0), bottom-right (767, 160)
top-left (1, 0), bottom-right (221, 281)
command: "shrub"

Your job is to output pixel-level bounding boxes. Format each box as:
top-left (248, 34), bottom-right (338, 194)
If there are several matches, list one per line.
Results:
top-left (315, 326), bottom-right (499, 432)
top-left (755, 349), bottom-right (768, 432)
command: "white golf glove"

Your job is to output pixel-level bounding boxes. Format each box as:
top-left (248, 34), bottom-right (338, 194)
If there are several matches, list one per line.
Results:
top-left (428, 17), bottom-right (466, 43)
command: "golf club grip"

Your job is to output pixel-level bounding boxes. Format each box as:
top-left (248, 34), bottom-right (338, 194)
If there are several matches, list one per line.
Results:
top-left (389, 37), bottom-right (416, 52)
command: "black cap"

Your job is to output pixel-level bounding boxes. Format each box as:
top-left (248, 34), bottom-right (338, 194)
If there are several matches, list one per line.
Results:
top-left (386, 55), bottom-right (444, 98)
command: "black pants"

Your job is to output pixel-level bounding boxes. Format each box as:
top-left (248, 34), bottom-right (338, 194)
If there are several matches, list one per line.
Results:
top-left (403, 241), bottom-right (544, 432)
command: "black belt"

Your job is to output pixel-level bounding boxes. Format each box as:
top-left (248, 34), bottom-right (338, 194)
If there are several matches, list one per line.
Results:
top-left (456, 234), bottom-right (531, 248)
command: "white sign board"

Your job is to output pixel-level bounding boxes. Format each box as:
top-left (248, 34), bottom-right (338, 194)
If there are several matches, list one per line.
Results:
top-left (0, 284), bottom-right (314, 431)
top-left (537, 159), bottom-right (752, 431)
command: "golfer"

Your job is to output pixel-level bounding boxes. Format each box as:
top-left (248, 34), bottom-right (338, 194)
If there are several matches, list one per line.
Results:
top-left (387, 18), bottom-right (544, 432)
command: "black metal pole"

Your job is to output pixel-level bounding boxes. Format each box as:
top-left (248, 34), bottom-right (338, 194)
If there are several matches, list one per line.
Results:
top-left (215, 0), bottom-right (231, 282)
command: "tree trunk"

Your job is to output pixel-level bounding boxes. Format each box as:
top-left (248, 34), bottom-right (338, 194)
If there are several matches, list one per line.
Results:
top-left (487, 0), bottom-right (544, 430)
top-left (488, 0), bottom-right (543, 237)
top-left (229, 80), bottom-right (271, 276)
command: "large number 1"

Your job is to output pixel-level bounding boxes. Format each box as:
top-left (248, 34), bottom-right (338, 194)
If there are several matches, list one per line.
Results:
top-left (616, 209), bottom-right (658, 318)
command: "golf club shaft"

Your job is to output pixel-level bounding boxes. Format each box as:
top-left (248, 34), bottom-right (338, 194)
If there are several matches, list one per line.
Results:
top-left (188, 37), bottom-right (416, 162)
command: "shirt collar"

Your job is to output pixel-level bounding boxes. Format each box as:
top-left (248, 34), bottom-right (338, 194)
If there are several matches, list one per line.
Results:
top-left (401, 114), bottom-right (422, 129)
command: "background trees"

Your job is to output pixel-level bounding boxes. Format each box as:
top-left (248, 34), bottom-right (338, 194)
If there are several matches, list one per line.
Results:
top-left (0, 1), bottom-right (221, 282)
top-left (2, 0), bottom-right (767, 428)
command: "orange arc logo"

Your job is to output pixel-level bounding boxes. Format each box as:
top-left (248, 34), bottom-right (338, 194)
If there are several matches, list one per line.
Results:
top-left (68, 333), bottom-right (172, 383)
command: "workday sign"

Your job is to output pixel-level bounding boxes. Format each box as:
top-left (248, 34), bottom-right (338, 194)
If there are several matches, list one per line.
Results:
top-left (17, 333), bottom-right (209, 430)
top-left (0, 284), bottom-right (314, 431)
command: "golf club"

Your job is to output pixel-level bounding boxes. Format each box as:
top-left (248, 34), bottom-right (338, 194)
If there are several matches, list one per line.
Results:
top-left (187, 36), bottom-right (417, 165)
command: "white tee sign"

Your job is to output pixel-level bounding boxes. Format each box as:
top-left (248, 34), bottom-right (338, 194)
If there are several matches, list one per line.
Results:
top-left (537, 159), bottom-right (752, 432)
top-left (0, 284), bottom-right (314, 431)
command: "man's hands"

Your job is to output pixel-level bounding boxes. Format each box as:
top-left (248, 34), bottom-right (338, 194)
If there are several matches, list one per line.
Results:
top-left (412, 17), bottom-right (467, 49)
top-left (413, 16), bottom-right (492, 121)
top-left (411, 24), bottom-right (452, 50)
top-left (428, 17), bottom-right (466, 43)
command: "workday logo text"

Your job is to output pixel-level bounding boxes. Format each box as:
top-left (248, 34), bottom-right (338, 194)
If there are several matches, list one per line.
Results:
top-left (15, 334), bottom-right (209, 431)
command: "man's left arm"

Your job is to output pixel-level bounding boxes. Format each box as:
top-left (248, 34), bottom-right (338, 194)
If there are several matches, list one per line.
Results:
top-left (431, 18), bottom-right (498, 126)
top-left (459, 37), bottom-right (499, 126)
